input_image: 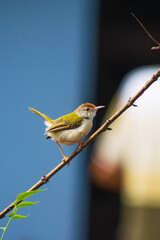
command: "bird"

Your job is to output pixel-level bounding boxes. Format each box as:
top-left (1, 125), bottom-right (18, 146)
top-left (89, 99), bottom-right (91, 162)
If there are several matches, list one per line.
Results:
top-left (29, 103), bottom-right (104, 163)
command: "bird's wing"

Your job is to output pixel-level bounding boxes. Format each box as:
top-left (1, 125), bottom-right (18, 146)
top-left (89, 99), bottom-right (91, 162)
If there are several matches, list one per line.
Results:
top-left (45, 113), bottom-right (82, 133)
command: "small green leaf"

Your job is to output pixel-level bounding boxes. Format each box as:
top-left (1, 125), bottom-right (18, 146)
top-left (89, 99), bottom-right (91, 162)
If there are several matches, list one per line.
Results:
top-left (0, 227), bottom-right (6, 231)
top-left (17, 201), bottom-right (39, 208)
top-left (17, 189), bottom-right (47, 202)
top-left (11, 214), bottom-right (29, 219)
top-left (8, 212), bottom-right (14, 218)
top-left (8, 209), bottom-right (18, 218)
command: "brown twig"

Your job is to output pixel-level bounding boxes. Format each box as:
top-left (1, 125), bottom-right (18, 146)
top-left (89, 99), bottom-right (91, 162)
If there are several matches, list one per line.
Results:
top-left (131, 12), bottom-right (160, 50)
top-left (0, 68), bottom-right (160, 219)
top-left (151, 46), bottom-right (160, 50)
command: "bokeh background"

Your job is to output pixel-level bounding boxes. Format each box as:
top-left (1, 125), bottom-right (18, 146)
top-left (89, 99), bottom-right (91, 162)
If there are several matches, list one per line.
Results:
top-left (0, 0), bottom-right (160, 240)
top-left (0, 1), bottom-right (100, 239)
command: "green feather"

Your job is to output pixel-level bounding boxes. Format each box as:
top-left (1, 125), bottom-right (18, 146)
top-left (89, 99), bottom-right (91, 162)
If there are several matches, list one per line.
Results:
top-left (46, 111), bottom-right (82, 133)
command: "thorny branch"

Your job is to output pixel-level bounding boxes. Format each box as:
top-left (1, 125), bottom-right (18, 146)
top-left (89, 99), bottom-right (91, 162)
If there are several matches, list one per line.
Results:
top-left (0, 68), bottom-right (160, 219)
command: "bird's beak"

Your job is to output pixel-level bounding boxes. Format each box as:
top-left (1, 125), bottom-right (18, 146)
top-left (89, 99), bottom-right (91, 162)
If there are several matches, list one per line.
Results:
top-left (94, 105), bottom-right (105, 111)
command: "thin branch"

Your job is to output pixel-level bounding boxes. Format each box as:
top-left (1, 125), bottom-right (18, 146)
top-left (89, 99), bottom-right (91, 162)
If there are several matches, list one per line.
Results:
top-left (0, 68), bottom-right (160, 219)
top-left (131, 12), bottom-right (160, 50)
top-left (151, 46), bottom-right (160, 50)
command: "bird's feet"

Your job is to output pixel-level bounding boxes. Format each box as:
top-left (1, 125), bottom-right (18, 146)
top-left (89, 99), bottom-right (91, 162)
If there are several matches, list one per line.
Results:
top-left (62, 156), bottom-right (70, 166)
top-left (56, 141), bottom-right (70, 166)
top-left (77, 142), bottom-right (87, 151)
top-left (78, 142), bottom-right (83, 149)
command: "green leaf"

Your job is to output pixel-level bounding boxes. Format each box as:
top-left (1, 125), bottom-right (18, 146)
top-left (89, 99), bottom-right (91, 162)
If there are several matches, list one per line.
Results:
top-left (17, 201), bottom-right (39, 208)
top-left (8, 209), bottom-right (18, 218)
top-left (8, 212), bottom-right (15, 218)
top-left (17, 189), bottom-right (47, 202)
top-left (11, 214), bottom-right (29, 219)
top-left (0, 227), bottom-right (6, 231)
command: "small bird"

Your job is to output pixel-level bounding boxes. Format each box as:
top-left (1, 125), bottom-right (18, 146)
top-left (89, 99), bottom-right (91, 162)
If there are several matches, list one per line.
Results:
top-left (29, 103), bottom-right (104, 163)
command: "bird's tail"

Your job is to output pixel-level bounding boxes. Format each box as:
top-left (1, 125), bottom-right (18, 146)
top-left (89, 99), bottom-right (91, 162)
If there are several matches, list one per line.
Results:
top-left (28, 107), bottom-right (54, 124)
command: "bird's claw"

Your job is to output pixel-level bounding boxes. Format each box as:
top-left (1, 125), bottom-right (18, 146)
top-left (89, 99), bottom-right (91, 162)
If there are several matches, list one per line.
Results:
top-left (62, 156), bottom-right (70, 166)
top-left (77, 142), bottom-right (87, 151)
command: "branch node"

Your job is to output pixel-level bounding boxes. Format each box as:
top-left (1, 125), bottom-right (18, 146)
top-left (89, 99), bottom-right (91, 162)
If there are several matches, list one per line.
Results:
top-left (41, 175), bottom-right (49, 183)
top-left (128, 97), bottom-right (131, 102)
top-left (128, 97), bottom-right (138, 107)
top-left (152, 74), bottom-right (159, 82)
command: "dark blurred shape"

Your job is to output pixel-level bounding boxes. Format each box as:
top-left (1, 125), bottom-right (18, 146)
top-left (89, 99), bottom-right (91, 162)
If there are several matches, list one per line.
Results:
top-left (89, 65), bottom-right (160, 240)
top-left (88, 0), bottom-right (160, 240)
top-left (95, 0), bottom-right (160, 125)
top-left (89, 186), bottom-right (120, 240)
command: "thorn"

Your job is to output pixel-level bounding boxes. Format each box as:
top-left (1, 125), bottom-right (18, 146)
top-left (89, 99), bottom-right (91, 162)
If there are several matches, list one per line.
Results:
top-left (132, 103), bottom-right (138, 107)
top-left (103, 127), bottom-right (112, 132)
top-left (41, 175), bottom-right (49, 183)
top-left (67, 162), bottom-right (70, 167)
top-left (128, 97), bottom-right (138, 107)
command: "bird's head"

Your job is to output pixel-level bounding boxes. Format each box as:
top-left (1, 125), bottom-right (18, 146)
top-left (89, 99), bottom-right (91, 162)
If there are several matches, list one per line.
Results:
top-left (75, 103), bottom-right (105, 120)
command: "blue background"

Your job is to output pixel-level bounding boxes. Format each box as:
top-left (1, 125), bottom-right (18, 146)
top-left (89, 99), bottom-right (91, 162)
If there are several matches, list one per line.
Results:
top-left (0, 1), bottom-right (100, 239)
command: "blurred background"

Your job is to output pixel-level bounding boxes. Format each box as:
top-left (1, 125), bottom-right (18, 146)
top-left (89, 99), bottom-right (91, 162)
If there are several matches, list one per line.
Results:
top-left (0, 0), bottom-right (160, 240)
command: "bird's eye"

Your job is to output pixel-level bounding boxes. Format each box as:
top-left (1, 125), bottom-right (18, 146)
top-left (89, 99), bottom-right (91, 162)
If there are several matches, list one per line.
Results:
top-left (86, 107), bottom-right (90, 111)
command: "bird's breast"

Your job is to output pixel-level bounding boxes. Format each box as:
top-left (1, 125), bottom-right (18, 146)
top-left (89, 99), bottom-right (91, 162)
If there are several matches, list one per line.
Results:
top-left (48, 118), bottom-right (93, 145)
